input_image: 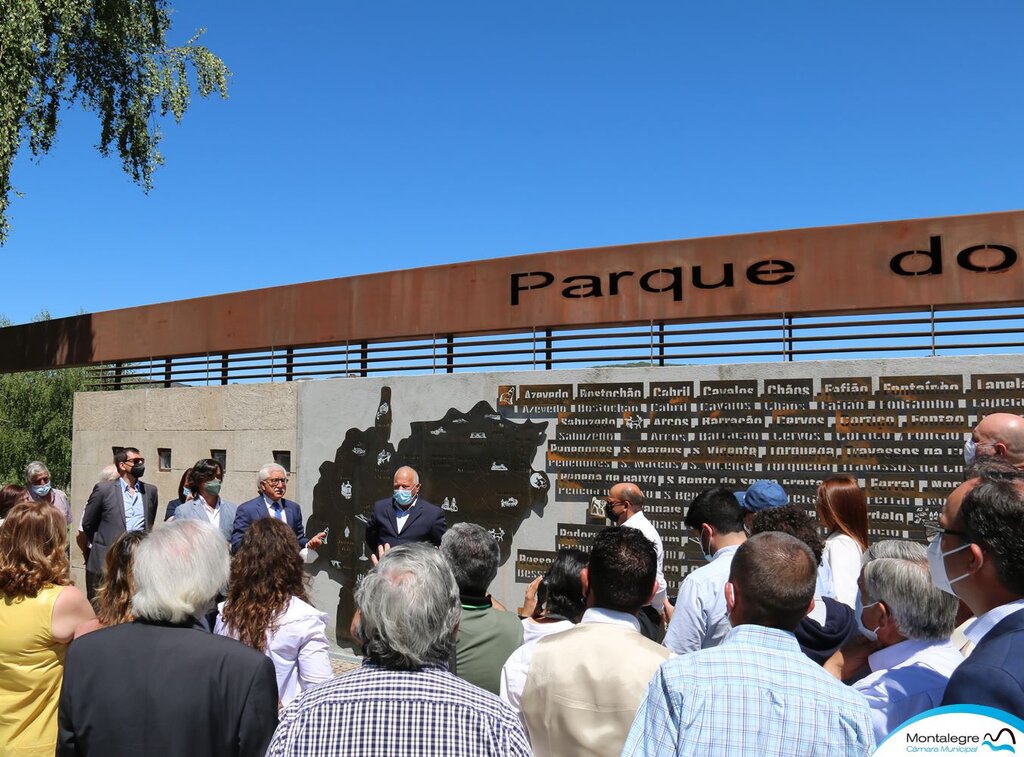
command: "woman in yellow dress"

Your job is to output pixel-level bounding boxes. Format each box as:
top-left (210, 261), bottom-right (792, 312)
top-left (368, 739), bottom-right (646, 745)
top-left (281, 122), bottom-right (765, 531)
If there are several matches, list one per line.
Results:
top-left (0, 502), bottom-right (95, 755)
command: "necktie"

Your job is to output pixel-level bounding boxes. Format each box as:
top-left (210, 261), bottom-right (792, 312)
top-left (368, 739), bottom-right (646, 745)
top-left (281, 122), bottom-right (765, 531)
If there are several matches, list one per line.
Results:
top-left (273, 502), bottom-right (285, 522)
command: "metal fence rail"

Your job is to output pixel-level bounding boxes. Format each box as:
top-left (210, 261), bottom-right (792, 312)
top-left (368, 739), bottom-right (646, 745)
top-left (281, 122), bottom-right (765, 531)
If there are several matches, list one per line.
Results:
top-left (85, 304), bottom-right (1024, 390)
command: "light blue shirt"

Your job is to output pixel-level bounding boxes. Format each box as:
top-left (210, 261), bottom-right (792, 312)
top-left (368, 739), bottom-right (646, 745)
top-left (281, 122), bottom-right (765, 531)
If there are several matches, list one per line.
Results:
top-left (853, 638), bottom-right (964, 743)
top-left (121, 478), bottom-right (145, 532)
top-left (663, 544), bottom-right (739, 654)
top-left (623, 625), bottom-right (876, 757)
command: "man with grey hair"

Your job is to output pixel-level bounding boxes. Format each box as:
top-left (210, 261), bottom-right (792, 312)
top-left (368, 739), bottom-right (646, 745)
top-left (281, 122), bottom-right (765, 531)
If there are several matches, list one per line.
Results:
top-left (231, 462), bottom-right (325, 556)
top-left (268, 542), bottom-right (530, 757)
top-left (440, 522), bottom-right (523, 694)
top-left (24, 460), bottom-right (72, 525)
top-left (850, 540), bottom-right (963, 742)
top-left (58, 520), bottom-right (278, 756)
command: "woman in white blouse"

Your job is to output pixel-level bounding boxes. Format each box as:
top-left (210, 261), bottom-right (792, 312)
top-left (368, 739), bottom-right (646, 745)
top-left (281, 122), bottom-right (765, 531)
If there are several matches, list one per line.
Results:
top-left (215, 517), bottom-right (332, 705)
top-left (816, 474), bottom-right (870, 609)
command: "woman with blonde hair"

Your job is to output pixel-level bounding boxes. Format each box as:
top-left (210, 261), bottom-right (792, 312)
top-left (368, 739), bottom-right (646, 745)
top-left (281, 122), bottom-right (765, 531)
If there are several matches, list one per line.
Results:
top-left (215, 517), bottom-right (332, 705)
top-left (816, 474), bottom-right (870, 609)
top-left (0, 503), bottom-right (95, 755)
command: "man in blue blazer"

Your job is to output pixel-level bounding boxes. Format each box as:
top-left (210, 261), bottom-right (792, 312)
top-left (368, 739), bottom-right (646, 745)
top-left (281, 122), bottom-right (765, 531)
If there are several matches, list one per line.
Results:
top-left (937, 468), bottom-right (1024, 713)
top-left (231, 463), bottom-right (326, 554)
top-left (365, 466), bottom-right (446, 551)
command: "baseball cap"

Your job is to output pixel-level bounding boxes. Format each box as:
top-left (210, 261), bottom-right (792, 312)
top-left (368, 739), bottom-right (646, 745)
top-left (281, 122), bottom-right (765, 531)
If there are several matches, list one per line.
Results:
top-left (736, 480), bottom-right (788, 513)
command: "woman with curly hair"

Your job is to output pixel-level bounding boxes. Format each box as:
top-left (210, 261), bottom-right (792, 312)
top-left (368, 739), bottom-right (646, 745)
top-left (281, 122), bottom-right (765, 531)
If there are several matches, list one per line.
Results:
top-left (215, 517), bottom-right (332, 705)
top-left (74, 530), bottom-right (147, 638)
top-left (817, 474), bottom-right (870, 609)
top-left (0, 503), bottom-right (95, 755)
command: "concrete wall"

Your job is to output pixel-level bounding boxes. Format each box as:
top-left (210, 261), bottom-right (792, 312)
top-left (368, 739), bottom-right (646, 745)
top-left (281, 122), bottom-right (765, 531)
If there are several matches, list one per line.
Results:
top-left (71, 353), bottom-right (1024, 642)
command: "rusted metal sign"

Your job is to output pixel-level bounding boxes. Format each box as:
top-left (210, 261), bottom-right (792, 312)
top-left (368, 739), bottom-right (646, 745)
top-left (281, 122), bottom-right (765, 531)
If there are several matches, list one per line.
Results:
top-left (2, 209), bottom-right (1023, 371)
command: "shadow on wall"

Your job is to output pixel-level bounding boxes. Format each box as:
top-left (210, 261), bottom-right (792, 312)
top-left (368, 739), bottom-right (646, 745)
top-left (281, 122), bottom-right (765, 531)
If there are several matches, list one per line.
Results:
top-left (307, 387), bottom-right (549, 643)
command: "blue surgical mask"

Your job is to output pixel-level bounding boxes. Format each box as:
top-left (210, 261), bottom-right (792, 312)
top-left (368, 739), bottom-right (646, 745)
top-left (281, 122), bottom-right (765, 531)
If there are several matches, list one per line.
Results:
top-left (394, 489), bottom-right (414, 507)
top-left (31, 483), bottom-right (51, 498)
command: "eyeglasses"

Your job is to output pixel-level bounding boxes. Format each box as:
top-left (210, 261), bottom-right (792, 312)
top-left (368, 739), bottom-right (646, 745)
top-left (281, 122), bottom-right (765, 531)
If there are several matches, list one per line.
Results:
top-left (605, 499), bottom-right (628, 509)
top-left (265, 477), bottom-right (287, 486)
top-left (922, 522), bottom-right (968, 542)
top-left (124, 457), bottom-right (144, 465)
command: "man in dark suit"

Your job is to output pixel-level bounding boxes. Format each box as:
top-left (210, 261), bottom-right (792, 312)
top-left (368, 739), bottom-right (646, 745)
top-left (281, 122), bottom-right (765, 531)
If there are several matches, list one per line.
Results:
top-left (937, 466), bottom-right (1024, 712)
top-left (231, 462), bottom-right (326, 555)
top-left (81, 446), bottom-right (158, 599)
top-left (365, 466), bottom-right (446, 551)
top-left (58, 520), bottom-right (278, 756)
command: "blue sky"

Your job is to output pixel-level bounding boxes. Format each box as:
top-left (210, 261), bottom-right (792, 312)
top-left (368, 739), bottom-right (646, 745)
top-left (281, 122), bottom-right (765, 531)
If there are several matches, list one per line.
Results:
top-left (4, 1), bottom-right (1023, 326)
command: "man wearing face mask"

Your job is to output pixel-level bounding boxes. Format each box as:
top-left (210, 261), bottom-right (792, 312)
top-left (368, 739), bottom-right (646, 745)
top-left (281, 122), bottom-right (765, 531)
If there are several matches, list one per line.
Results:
top-left (24, 460), bottom-right (72, 526)
top-left (935, 471), bottom-right (1024, 712)
top-left (849, 540), bottom-right (962, 743)
top-left (173, 459), bottom-right (238, 541)
top-left (81, 446), bottom-right (159, 600)
top-left (663, 487), bottom-right (747, 654)
top-left (964, 412), bottom-right (1024, 469)
top-left (365, 466), bottom-right (446, 552)
top-left (606, 483), bottom-right (670, 631)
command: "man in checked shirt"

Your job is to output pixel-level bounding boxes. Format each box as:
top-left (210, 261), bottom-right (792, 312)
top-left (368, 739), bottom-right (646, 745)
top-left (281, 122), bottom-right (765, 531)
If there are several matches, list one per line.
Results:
top-left (267, 542), bottom-right (531, 757)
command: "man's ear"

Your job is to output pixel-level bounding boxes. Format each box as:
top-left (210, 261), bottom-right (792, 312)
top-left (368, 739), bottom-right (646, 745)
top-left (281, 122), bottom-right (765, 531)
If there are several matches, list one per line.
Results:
top-left (805, 597), bottom-right (815, 618)
top-left (580, 567), bottom-right (590, 599)
top-left (967, 543), bottom-right (986, 575)
top-left (646, 579), bottom-right (658, 607)
top-left (724, 581), bottom-right (736, 614)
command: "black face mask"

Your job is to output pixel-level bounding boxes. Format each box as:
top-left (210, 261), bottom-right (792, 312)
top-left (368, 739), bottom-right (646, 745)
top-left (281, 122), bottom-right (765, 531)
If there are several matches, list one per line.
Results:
top-left (130, 463), bottom-right (145, 479)
top-left (604, 503), bottom-right (618, 523)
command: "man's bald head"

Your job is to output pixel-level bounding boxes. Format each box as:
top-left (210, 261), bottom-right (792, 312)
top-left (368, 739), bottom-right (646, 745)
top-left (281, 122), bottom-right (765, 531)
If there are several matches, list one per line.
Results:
top-left (973, 413), bottom-right (1024, 468)
top-left (609, 482), bottom-right (644, 509)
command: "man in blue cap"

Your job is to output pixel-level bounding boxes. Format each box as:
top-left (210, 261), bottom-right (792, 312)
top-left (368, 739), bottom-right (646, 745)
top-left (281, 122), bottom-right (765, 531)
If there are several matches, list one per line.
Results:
top-left (736, 479), bottom-right (788, 533)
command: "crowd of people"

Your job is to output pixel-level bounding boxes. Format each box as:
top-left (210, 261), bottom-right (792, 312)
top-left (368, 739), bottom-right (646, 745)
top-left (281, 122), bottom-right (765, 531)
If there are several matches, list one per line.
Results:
top-left (0, 411), bottom-right (1023, 755)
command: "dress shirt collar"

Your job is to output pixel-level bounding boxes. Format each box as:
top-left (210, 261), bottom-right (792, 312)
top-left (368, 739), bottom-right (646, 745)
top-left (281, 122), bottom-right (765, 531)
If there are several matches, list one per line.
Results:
top-left (964, 598), bottom-right (1024, 645)
top-left (262, 493), bottom-right (285, 509)
top-left (120, 477), bottom-right (138, 494)
top-left (393, 496), bottom-right (418, 513)
top-left (580, 607), bottom-right (641, 633)
top-left (711, 543), bottom-right (741, 562)
top-left (867, 638), bottom-right (949, 673)
top-left (723, 623), bottom-right (801, 651)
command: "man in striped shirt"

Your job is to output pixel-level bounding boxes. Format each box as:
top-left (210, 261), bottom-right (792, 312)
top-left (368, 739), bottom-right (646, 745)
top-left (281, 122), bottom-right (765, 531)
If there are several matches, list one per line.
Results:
top-left (267, 543), bottom-right (531, 757)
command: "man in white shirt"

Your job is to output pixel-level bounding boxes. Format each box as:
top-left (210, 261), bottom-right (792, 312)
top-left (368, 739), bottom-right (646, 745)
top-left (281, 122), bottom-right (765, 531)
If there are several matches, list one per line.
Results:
top-left (606, 482), bottom-right (670, 627)
top-left (516, 527), bottom-right (671, 757)
top-left (936, 467), bottom-right (1024, 712)
top-left (663, 487), bottom-right (746, 654)
top-left (852, 540), bottom-right (963, 741)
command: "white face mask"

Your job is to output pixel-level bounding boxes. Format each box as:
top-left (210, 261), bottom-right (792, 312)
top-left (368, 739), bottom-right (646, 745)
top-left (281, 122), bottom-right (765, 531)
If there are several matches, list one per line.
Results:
top-left (855, 594), bottom-right (880, 642)
top-left (964, 439), bottom-right (977, 466)
top-left (927, 535), bottom-right (972, 596)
